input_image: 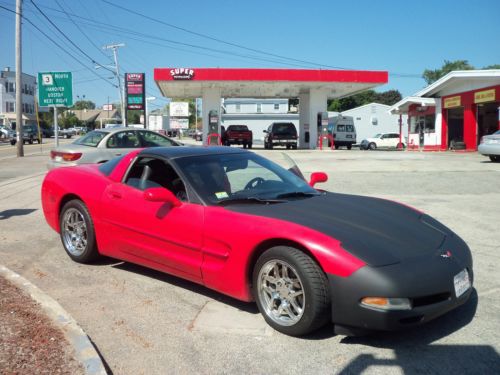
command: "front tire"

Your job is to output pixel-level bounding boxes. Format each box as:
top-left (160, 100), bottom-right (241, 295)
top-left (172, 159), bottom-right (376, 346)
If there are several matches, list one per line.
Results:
top-left (60, 200), bottom-right (100, 263)
top-left (368, 142), bottom-right (376, 150)
top-left (253, 246), bottom-right (330, 336)
top-left (490, 155), bottom-right (500, 162)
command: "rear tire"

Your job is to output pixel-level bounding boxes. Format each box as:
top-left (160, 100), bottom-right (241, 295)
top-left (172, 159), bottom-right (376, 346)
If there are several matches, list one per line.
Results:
top-left (334, 145), bottom-right (340, 150)
top-left (269, 142), bottom-right (273, 149)
top-left (60, 200), bottom-right (100, 263)
top-left (248, 143), bottom-right (252, 149)
top-left (490, 155), bottom-right (500, 162)
top-left (347, 144), bottom-right (352, 150)
top-left (253, 246), bottom-right (330, 336)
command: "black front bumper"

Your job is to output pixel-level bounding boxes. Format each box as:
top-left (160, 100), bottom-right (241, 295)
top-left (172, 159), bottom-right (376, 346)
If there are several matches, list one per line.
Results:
top-left (328, 239), bottom-right (473, 335)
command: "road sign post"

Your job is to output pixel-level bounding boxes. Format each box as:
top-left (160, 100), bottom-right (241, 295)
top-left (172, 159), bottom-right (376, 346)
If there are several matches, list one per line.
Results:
top-left (38, 72), bottom-right (73, 147)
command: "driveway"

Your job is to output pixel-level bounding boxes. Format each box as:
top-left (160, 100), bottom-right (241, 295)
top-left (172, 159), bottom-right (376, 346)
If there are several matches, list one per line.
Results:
top-left (0, 150), bottom-right (499, 374)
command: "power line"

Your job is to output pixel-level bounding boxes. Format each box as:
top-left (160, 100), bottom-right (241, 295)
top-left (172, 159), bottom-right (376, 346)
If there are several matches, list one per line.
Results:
top-left (101, 0), bottom-right (345, 69)
top-left (0, 4), bottom-right (118, 88)
top-left (37, 2), bottom-right (422, 78)
top-left (54, 0), bottom-right (110, 60)
top-left (29, 0), bottom-right (115, 74)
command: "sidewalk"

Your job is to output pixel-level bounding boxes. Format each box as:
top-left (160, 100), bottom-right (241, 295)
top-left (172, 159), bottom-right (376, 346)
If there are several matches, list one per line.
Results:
top-left (0, 266), bottom-right (107, 375)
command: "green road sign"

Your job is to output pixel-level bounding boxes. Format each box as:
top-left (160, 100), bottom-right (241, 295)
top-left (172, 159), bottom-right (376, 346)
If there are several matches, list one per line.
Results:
top-left (38, 72), bottom-right (73, 107)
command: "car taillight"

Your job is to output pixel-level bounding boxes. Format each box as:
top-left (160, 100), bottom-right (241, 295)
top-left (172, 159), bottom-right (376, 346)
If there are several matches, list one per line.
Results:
top-left (50, 150), bottom-right (82, 161)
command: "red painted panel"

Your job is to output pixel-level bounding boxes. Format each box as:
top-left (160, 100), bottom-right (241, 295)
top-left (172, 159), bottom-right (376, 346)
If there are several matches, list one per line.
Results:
top-left (441, 107), bottom-right (448, 151)
top-left (154, 68), bottom-right (388, 84)
top-left (463, 104), bottom-right (477, 150)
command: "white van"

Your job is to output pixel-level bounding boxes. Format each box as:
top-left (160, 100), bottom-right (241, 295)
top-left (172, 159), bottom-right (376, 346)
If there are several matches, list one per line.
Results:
top-left (327, 115), bottom-right (356, 149)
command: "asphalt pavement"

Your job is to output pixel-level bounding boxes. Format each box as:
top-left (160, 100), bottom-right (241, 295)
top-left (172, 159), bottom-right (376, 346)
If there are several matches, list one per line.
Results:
top-left (0, 146), bottom-right (499, 374)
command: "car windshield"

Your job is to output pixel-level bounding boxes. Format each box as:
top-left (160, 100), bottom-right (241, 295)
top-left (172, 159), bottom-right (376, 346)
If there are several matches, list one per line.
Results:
top-left (74, 130), bottom-right (108, 147)
top-left (273, 124), bottom-right (296, 135)
top-left (493, 130), bottom-right (500, 135)
top-left (373, 133), bottom-right (382, 138)
top-left (175, 153), bottom-right (318, 205)
top-left (228, 125), bottom-right (248, 131)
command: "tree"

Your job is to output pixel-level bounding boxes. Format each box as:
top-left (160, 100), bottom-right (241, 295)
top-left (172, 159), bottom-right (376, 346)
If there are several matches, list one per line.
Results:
top-left (72, 100), bottom-right (96, 110)
top-left (59, 111), bottom-right (81, 129)
top-left (422, 60), bottom-right (474, 84)
top-left (327, 89), bottom-right (402, 112)
top-left (127, 110), bottom-right (141, 125)
top-left (375, 90), bottom-right (402, 106)
top-left (483, 64), bottom-right (500, 69)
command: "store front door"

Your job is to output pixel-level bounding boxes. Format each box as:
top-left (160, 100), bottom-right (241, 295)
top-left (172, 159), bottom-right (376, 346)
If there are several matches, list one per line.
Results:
top-left (447, 107), bottom-right (464, 149)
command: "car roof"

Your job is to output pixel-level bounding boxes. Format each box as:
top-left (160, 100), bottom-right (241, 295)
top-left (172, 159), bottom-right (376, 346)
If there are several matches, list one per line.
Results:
top-left (139, 146), bottom-right (249, 159)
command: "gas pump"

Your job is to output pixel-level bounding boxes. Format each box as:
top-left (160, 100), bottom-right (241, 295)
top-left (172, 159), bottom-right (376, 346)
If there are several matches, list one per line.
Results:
top-left (317, 111), bottom-right (331, 149)
top-left (207, 109), bottom-right (221, 145)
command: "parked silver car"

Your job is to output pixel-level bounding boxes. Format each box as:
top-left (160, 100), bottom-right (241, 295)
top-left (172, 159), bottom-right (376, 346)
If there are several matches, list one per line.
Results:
top-left (478, 130), bottom-right (500, 162)
top-left (48, 127), bottom-right (181, 169)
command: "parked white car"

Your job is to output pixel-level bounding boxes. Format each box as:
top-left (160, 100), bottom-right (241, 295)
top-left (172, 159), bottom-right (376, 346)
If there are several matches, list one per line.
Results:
top-left (478, 130), bottom-right (500, 162)
top-left (360, 133), bottom-right (406, 150)
top-left (0, 125), bottom-right (15, 140)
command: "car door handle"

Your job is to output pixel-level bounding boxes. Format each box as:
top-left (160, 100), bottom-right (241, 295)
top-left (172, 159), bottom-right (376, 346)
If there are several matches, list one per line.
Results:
top-left (108, 190), bottom-right (122, 199)
top-left (115, 153), bottom-right (122, 156)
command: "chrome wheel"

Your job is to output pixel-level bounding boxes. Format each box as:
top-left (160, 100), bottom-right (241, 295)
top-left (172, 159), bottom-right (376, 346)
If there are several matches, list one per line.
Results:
top-left (257, 260), bottom-right (305, 326)
top-left (62, 208), bottom-right (88, 257)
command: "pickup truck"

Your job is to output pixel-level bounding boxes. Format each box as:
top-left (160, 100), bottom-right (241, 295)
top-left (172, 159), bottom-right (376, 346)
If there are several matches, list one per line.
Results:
top-left (222, 125), bottom-right (253, 148)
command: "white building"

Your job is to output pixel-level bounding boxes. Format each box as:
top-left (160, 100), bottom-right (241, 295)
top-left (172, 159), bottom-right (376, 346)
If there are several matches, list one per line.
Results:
top-left (0, 67), bottom-right (37, 128)
top-left (222, 98), bottom-right (299, 143)
top-left (335, 103), bottom-right (407, 144)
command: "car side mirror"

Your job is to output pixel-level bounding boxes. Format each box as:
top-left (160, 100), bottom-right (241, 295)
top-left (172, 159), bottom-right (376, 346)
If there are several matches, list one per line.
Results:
top-left (263, 130), bottom-right (268, 133)
top-left (143, 187), bottom-right (182, 207)
top-left (309, 172), bottom-right (328, 187)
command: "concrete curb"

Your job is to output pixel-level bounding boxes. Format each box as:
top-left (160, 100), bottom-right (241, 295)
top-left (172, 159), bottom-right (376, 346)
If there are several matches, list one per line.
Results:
top-left (0, 265), bottom-right (107, 375)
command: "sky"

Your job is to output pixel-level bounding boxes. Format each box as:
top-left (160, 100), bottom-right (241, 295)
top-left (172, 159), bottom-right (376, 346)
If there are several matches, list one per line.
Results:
top-left (0, 0), bottom-right (499, 110)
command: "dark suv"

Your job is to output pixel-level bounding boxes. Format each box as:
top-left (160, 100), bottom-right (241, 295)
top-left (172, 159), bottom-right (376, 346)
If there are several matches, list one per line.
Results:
top-left (10, 124), bottom-right (42, 145)
top-left (263, 122), bottom-right (298, 149)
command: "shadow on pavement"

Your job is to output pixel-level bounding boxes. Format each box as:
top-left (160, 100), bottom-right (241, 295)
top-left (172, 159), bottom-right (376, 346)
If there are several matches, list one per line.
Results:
top-left (0, 208), bottom-right (37, 220)
top-left (112, 262), bottom-right (259, 314)
top-left (337, 290), bottom-right (498, 374)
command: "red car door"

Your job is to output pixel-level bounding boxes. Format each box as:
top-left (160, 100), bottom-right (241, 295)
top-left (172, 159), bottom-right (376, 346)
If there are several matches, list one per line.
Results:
top-left (99, 177), bottom-right (204, 283)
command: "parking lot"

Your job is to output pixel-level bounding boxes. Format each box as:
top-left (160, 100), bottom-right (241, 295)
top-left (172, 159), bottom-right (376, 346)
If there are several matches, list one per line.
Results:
top-left (0, 147), bottom-right (499, 374)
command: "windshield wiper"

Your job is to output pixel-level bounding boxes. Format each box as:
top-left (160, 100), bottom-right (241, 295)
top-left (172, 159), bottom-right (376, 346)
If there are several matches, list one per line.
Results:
top-left (217, 197), bottom-right (285, 206)
top-left (276, 191), bottom-right (321, 199)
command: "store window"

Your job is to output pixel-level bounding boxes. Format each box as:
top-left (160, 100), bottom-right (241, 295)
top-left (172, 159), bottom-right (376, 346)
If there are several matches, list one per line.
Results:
top-left (274, 103), bottom-right (279, 111)
top-left (235, 104), bottom-right (241, 113)
top-left (256, 103), bottom-right (262, 113)
top-left (410, 115), bottom-right (435, 133)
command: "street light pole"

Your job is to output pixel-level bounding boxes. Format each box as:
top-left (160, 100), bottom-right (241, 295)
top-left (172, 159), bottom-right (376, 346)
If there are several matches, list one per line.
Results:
top-left (15, 0), bottom-right (23, 157)
top-left (103, 43), bottom-right (126, 126)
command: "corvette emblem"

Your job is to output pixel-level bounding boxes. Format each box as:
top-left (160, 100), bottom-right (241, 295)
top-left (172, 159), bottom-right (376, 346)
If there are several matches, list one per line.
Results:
top-left (440, 250), bottom-right (452, 258)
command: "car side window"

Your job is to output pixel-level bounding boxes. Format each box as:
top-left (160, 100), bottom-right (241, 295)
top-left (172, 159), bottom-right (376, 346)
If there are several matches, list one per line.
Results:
top-left (107, 131), bottom-right (140, 149)
top-left (138, 131), bottom-right (176, 147)
top-left (124, 157), bottom-right (188, 201)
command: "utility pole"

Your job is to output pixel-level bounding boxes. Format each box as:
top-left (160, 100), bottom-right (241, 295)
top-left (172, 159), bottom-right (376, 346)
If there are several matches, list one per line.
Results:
top-left (103, 43), bottom-right (126, 126)
top-left (15, 0), bottom-right (24, 157)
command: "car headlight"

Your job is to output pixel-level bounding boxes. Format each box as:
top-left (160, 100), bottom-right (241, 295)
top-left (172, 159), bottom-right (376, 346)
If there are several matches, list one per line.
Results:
top-left (360, 297), bottom-right (412, 310)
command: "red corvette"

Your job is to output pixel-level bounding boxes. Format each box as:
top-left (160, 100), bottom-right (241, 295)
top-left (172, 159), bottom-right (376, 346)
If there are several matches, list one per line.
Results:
top-left (42, 147), bottom-right (473, 336)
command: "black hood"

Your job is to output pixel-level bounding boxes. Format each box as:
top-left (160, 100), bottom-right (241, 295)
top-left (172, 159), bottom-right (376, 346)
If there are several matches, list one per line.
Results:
top-left (225, 192), bottom-right (451, 267)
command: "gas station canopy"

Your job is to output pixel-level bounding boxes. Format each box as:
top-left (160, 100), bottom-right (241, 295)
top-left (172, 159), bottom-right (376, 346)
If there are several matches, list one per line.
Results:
top-left (154, 68), bottom-right (388, 98)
